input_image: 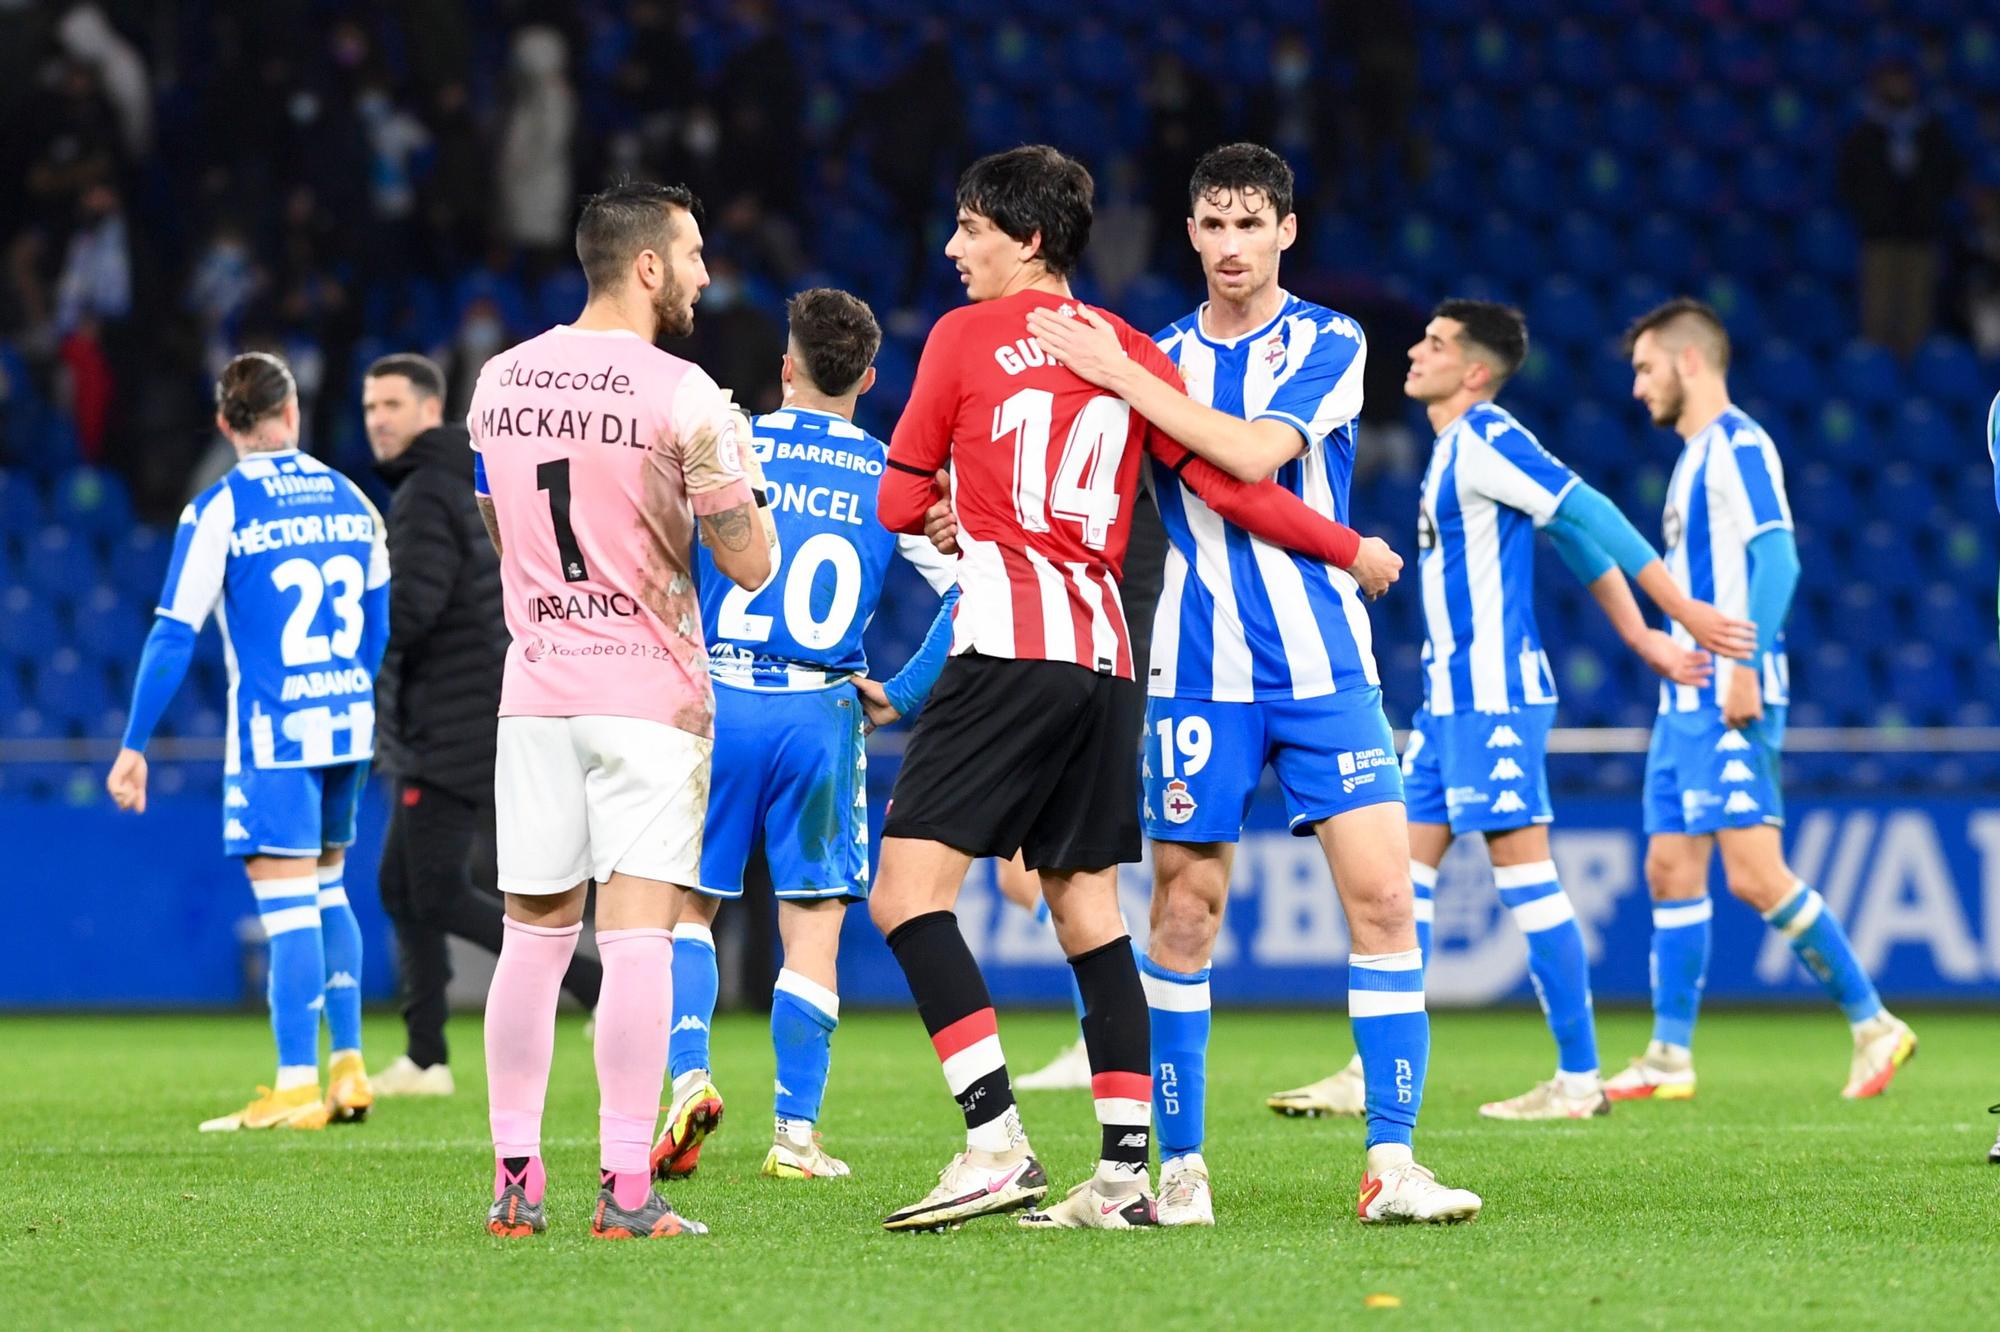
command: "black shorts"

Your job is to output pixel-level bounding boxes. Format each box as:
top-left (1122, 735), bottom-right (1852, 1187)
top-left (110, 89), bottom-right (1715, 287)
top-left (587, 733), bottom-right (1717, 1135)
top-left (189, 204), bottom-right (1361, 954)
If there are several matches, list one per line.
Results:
top-left (883, 654), bottom-right (1142, 873)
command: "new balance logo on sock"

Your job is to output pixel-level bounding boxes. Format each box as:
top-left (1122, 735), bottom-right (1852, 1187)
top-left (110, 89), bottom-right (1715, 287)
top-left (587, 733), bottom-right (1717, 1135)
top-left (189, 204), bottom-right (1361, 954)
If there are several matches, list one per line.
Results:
top-left (1489, 757), bottom-right (1525, 781)
top-left (1724, 791), bottom-right (1760, 813)
top-left (1486, 726), bottom-right (1522, 749)
top-left (672, 1015), bottom-right (708, 1035)
top-left (1492, 791), bottom-right (1529, 814)
top-left (1715, 731), bottom-right (1752, 752)
top-left (1117, 1133), bottom-right (1148, 1149)
top-left (1720, 759), bottom-right (1754, 783)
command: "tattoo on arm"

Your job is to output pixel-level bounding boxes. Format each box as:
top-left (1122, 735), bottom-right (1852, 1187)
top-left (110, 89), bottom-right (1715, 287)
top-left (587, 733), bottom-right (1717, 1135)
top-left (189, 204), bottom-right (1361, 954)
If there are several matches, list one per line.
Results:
top-left (476, 496), bottom-right (503, 556)
top-left (701, 502), bottom-right (755, 552)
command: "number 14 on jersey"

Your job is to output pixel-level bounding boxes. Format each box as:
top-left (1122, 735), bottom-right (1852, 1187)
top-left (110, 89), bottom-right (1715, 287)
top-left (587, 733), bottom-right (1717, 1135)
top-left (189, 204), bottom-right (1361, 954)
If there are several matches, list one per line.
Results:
top-left (994, 388), bottom-right (1129, 550)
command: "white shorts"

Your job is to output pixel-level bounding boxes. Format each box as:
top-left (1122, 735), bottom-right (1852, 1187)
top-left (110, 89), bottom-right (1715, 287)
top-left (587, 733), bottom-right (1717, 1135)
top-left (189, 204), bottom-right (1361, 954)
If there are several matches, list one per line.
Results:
top-left (495, 715), bottom-right (711, 895)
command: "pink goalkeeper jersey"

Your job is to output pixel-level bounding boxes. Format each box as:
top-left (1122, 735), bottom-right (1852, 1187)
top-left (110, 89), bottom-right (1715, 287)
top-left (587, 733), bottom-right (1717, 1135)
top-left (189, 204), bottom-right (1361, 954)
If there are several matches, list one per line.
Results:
top-left (468, 325), bottom-right (754, 737)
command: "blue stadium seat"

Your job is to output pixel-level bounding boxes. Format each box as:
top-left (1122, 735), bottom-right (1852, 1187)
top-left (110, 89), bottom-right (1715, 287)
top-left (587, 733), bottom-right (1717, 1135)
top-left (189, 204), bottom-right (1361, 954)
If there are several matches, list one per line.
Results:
top-left (0, 582), bottom-right (60, 650)
top-left (1833, 342), bottom-right (1904, 412)
top-left (1497, 149), bottom-right (1564, 221)
top-left (1908, 337), bottom-right (1987, 409)
top-left (1769, 277), bottom-right (1849, 351)
top-left (1472, 213), bottom-right (1541, 285)
top-left (2, 703), bottom-right (52, 742)
top-left (1662, 150), bottom-right (1724, 217)
top-left (1716, 214), bottom-right (1780, 283)
top-left (1392, 214), bottom-right (1462, 283)
top-left (49, 466), bottom-right (133, 536)
top-left (1889, 644), bottom-right (1959, 726)
top-left (1602, 86), bottom-right (1659, 157)
top-left (1739, 146), bottom-right (1806, 215)
top-left (1890, 397), bottom-right (1950, 463)
top-left (1680, 86), bottom-right (1748, 153)
top-left (30, 648), bottom-right (110, 734)
top-left (1635, 213), bottom-right (1700, 286)
top-left (1794, 209), bottom-right (1858, 279)
top-left (1573, 149), bottom-right (1645, 218)
top-left (0, 468), bottom-right (43, 535)
top-left (1702, 276), bottom-right (1766, 348)
top-left (1556, 212), bottom-right (1622, 282)
top-left (1761, 86), bottom-right (1825, 155)
top-left (1783, 23), bottom-right (1860, 89)
top-left (1708, 22), bottom-right (1776, 88)
top-left (73, 584), bottom-right (146, 661)
top-left (21, 525), bottom-right (103, 599)
top-left (1954, 20), bottom-right (2000, 91)
top-left (1621, 21), bottom-right (1693, 88)
top-left (1741, 338), bottom-right (1814, 409)
top-left (536, 270), bottom-right (588, 328)
top-left (1528, 275), bottom-right (1603, 352)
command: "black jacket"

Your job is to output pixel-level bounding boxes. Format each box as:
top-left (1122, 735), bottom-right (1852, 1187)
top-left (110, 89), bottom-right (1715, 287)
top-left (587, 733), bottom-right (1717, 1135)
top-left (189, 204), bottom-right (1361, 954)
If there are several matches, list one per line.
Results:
top-left (373, 424), bottom-right (506, 803)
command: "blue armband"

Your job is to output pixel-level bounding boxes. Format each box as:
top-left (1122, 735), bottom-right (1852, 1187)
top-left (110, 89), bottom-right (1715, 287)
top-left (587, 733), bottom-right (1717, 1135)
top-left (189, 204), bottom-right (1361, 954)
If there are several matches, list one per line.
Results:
top-left (1745, 528), bottom-right (1799, 658)
top-left (1547, 483), bottom-right (1659, 578)
top-left (882, 587), bottom-right (959, 719)
top-left (473, 453), bottom-right (489, 497)
top-left (120, 616), bottom-right (198, 752)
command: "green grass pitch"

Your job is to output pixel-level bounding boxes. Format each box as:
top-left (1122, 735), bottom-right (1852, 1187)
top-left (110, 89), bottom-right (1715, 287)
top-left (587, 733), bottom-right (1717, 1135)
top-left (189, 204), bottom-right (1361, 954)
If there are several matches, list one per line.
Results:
top-left (5, 1007), bottom-right (1995, 1330)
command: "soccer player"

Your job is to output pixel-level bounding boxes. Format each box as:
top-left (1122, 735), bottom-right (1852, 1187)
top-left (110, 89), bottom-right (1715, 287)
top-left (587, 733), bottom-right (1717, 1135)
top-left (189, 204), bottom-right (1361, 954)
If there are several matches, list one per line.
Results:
top-left (1606, 298), bottom-right (1915, 1101)
top-left (471, 181), bottom-right (773, 1240)
top-left (1026, 143), bottom-right (1478, 1225)
top-left (1267, 300), bottom-right (1754, 1123)
top-left (872, 145), bottom-right (1391, 1232)
top-left (107, 351), bottom-right (388, 1132)
top-left (653, 287), bottom-right (957, 1183)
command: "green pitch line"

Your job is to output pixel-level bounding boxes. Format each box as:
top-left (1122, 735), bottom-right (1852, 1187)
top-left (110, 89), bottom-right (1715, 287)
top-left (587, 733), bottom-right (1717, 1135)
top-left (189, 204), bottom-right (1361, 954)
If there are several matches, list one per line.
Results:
top-left (3, 1009), bottom-right (1994, 1331)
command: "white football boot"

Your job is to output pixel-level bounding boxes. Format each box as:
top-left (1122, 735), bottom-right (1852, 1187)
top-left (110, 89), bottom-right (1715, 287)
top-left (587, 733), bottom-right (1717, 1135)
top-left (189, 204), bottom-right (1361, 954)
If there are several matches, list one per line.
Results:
top-left (882, 1145), bottom-right (1048, 1231)
top-left (1156, 1153), bottom-right (1215, 1227)
top-left (370, 1055), bottom-right (456, 1097)
top-left (1479, 1074), bottom-right (1610, 1121)
top-left (1843, 1012), bottom-right (1916, 1099)
top-left (1018, 1175), bottom-right (1157, 1229)
top-left (1604, 1041), bottom-right (1697, 1102)
top-left (1016, 1038), bottom-right (1092, 1091)
top-left (1267, 1053), bottom-right (1366, 1117)
top-left (1358, 1150), bottom-right (1482, 1225)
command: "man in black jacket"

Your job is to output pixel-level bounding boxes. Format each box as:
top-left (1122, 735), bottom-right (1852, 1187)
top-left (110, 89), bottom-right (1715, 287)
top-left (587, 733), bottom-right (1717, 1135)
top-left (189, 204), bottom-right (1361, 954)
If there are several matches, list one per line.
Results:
top-left (364, 353), bottom-right (600, 1095)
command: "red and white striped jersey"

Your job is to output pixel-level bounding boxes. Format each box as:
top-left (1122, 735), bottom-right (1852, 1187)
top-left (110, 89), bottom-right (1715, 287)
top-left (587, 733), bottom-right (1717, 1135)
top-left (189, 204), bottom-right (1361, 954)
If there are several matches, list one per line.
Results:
top-left (881, 291), bottom-right (1180, 678)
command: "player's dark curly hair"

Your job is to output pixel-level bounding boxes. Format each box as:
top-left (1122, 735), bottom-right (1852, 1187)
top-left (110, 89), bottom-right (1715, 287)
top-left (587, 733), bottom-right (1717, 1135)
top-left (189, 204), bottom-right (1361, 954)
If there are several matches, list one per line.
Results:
top-left (786, 288), bottom-right (881, 398)
top-left (215, 351), bottom-right (297, 434)
top-left (1622, 297), bottom-right (1731, 371)
top-left (1433, 298), bottom-right (1530, 384)
top-left (575, 180), bottom-right (702, 293)
top-left (955, 146), bottom-right (1094, 278)
top-left (1188, 142), bottom-right (1295, 221)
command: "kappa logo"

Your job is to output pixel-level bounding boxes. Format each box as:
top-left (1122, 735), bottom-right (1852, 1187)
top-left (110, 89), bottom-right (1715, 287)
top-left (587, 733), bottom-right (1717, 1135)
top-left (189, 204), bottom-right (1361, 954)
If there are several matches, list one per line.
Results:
top-left (1720, 758), bottom-right (1755, 783)
top-left (1486, 726), bottom-right (1523, 749)
top-left (225, 786), bottom-right (249, 809)
top-left (225, 819), bottom-right (250, 841)
top-left (1715, 730), bottom-right (1752, 752)
top-left (1489, 757), bottom-right (1525, 781)
top-left (671, 1015), bottom-right (708, 1035)
top-left (1491, 791), bottom-right (1529, 815)
top-left (1724, 790), bottom-right (1761, 814)
top-left (774, 1079), bottom-right (792, 1097)
top-left (1163, 779), bottom-right (1198, 825)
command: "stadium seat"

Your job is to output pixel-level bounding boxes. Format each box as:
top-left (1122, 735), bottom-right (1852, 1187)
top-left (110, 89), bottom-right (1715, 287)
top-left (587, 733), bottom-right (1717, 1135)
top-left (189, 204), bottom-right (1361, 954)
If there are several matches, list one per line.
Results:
top-left (1768, 277), bottom-right (1850, 351)
top-left (21, 525), bottom-right (104, 600)
top-left (1498, 150), bottom-right (1564, 221)
top-left (30, 648), bottom-right (111, 735)
top-left (72, 584), bottom-right (146, 661)
top-left (1794, 209), bottom-right (1859, 279)
top-left (1680, 85), bottom-right (1748, 153)
top-left (1908, 337), bottom-right (1987, 409)
top-left (49, 466), bottom-right (133, 536)
top-left (1634, 213), bottom-right (1700, 287)
top-left (1527, 275), bottom-right (1602, 353)
top-left (1601, 85), bottom-right (1659, 157)
top-left (0, 583), bottom-right (60, 650)
top-left (1555, 212), bottom-right (1622, 282)
top-left (1833, 342), bottom-right (1904, 412)
top-left (0, 468), bottom-right (42, 535)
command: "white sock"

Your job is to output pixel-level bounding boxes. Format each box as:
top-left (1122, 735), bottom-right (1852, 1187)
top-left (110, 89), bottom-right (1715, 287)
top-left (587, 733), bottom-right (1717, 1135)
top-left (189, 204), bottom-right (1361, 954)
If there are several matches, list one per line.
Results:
top-left (275, 1064), bottom-right (318, 1091)
top-left (776, 1114), bottom-right (813, 1149)
top-left (672, 1067), bottom-right (709, 1098)
top-left (1365, 1142), bottom-right (1413, 1174)
top-left (1557, 1068), bottom-right (1602, 1098)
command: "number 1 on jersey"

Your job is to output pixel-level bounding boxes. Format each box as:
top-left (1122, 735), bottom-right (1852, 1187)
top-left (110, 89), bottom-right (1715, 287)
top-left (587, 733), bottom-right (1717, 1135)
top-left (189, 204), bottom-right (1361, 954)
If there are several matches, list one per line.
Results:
top-left (993, 388), bottom-right (1129, 550)
top-left (537, 458), bottom-right (589, 583)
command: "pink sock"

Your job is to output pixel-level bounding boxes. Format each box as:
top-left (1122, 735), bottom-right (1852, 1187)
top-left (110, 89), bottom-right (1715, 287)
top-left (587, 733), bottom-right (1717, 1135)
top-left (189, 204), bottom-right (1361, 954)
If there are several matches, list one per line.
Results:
top-left (486, 916), bottom-right (582, 1161)
top-left (594, 928), bottom-right (674, 1196)
top-left (495, 1155), bottom-right (547, 1206)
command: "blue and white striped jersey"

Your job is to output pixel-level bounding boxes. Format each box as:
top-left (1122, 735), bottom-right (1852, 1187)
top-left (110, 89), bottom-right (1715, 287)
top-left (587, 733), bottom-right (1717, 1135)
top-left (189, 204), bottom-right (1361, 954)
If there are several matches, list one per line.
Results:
top-left (1417, 401), bottom-right (1578, 715)
top-left (156, 449), bottom-right (388, 772)
top-left (1147, 292), bottom-right (1375, 702)
top-left (699, 407), bottom-right (954, 690)
top-left (1659, 406), bottom-right (1793, 714)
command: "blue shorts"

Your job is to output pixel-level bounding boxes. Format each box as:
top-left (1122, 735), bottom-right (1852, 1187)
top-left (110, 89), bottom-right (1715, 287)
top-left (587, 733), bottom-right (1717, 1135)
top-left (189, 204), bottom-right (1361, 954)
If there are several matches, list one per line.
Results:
top-left (1140, 687), bottom-right (1402, 843)
top-left (1643, 706), bottom-right (1787, 836)
top-left (1402, 704), bottom-right (1556, 835)
top-left (222, 761), bottom-right (368, 858)
top-left (699, 682), bottom-right (869, 900)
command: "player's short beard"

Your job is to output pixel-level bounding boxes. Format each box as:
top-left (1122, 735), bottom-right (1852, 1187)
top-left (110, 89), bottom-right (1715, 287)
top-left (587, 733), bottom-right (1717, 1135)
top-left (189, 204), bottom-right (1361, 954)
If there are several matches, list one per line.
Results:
top-left (1649, 373), bottom-right (1684, 427)
top-left (653, 273), bottom-right (694, 340)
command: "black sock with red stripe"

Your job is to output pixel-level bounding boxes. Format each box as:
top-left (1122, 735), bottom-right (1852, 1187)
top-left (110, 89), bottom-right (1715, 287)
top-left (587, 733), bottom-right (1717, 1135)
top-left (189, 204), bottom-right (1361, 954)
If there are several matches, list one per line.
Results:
top-left (1070, 936), bottom-right (1151, 1181)
top-left (886, 911), bottom-right (1020, 1153)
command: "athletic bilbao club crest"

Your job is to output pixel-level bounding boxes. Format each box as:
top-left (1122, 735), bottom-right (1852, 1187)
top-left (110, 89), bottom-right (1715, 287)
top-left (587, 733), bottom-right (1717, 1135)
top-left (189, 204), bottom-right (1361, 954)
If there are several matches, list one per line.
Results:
top-left (1164, 779), bottom-right (1197, 824)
